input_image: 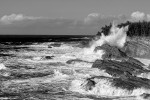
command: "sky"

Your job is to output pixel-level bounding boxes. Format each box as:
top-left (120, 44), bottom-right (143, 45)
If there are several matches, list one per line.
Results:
top-left (0, 0), bottom-right (150, 35)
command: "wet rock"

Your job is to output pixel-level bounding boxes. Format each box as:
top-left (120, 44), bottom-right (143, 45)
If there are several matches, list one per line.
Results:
top-left (112, 76), bottom-right (150, 90)
top-left (95, 39), bottom-right (150, 59)
top-left (48, 45), bottom-right (52, 48)
top-left (66, 59), bottom-right (92, 64)
top-left (92, 59), bottom-right (148, 77)
top-left (44, 56), bottom-right (54, 60)
top-left (66, 59), bottom-right (93, 68)
top-left (125, 57), bottom-right (145, 66)
top-left (94, 44), bottom-right (127, 60)
top-left (123, 41), bottom-right (150, 58)
top-left (141, 93), bottom-right (150, 99)
top-left (48, 43), bottom-right (61, 47)
top-left (82, 78), bottom-right (96, 91)
top-left (85, 76), bottom-right (150, 91)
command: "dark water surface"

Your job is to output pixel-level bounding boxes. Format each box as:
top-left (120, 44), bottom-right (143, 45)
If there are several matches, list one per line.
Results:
top-left (0, 35), bottom-right (149, 100)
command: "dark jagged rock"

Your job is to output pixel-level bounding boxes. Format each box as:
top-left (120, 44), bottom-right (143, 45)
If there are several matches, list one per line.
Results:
top-left (112, 76), bottom-right (150, 90)
top-left (81, 78), bottom-right (96, 91)
top-left (88, 37), bottom-right (150, 92)
top-left (123, 41), bottom-right (150, 58)
top-left (126, 57), bottom-right (145, 66)
top-left (92, 59), bottom-right (148, 77)
top-left (94, 44), bottom-right (127, 60)
top-left (84, 76), bottom-right (150, 91)
top-left (48, 43), bottom-right (61, 47)
top-left (90, 49), bottom-right (150, 91)
top-left (44, 56), bottom-right (54, 60)
top-left (141, 93), bottom-right (150, 99)
top-left (94, 39), bottom-right (150, 59)
top-left (66, 59), bottom-right (92, 64)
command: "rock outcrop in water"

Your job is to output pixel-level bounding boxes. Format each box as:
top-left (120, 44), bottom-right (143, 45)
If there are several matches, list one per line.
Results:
top-left (82, 38), bottom-right (150, 95)
top-left (123, 40), bottom-right (150, 58)
top-left (81, 58), bottom-right (150, 93)
top-left (94, 44), bottom-right (127, 60)
top-left (48, 43), bottom-right (61, 48)
top-left (92, 58), bottom-right (147, 77)
top-left (94, 38), bottom-right (150, 59)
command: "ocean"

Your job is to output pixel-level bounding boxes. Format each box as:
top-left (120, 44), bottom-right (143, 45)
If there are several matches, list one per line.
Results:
top-left (0, 25), bottom-right (150, 100)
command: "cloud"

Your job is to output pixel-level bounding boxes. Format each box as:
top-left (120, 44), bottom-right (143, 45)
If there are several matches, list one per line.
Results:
top-left (84, 13), bottom-right (103, 24)
top-left (0, 14), bottom-right (42, 24)
top-left (131, 11), bottom-right (145, 21)
top-left (129, 11), bottom-right (150, 22)
top-left (1, 12), bottom-right (150, 35)
top-left (84, 13), bottom-right (128, 27)
top-left (147, 14), bottom-right (150, 21)
top-left (0, 13), bottom-right (128, 35)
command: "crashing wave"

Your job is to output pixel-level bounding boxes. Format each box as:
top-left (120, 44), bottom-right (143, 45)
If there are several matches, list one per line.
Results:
top-left (70, 78), bottom-right (150, 97)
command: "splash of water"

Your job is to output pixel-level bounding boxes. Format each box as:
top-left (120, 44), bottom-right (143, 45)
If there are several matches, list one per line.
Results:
top-left (77, 23), bottom-right (129, 62)
top-left (103, 23), bottom-right (128, 48)
top-left (70, 78), bottom-right (150, 97)
top-left (89, 22), bottom-right (128, 53)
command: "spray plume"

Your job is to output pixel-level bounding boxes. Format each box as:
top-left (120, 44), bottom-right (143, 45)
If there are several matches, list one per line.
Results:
top-left (90, 22), bottom-right (129, 52)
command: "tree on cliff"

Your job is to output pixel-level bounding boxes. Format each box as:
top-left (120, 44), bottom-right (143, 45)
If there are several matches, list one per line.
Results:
top-left (98, 21), bottom-right (150, 37)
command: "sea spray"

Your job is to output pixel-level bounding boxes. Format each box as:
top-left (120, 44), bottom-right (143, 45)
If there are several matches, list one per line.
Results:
top-left (91, 22), bottom-right (128, 50)
top-left (81, 22), bottom-right (129, 62)
top-left (70, 78), bottom-right (150, 97)
top-left (65, 23), bottom-right (129, 63)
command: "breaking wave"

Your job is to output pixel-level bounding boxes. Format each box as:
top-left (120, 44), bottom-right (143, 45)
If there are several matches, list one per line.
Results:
top-left (1, 22), bottom-right (150, 100)
top-left (70, 78), bottom-right (150, 97)
top-left (81, 22), bottom-right (129, 61)
top-left (68, 22), bottom-right (150, 99)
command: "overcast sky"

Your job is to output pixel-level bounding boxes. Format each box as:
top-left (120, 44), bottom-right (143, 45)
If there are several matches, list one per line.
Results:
top-left (0, 0), bottom-right (149, 35)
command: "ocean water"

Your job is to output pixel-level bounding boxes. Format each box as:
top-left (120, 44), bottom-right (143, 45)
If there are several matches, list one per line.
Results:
top-left (0, 25), bottom-right (150, 100)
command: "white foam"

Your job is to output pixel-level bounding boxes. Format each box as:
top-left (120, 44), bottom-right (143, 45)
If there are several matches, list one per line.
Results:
top-left (137, 73), bottom-right (150, 79)
top-left (0, 63), bottom-right (7, 70)
top-left (104, 25), bottom-right (128, 48)
top-left (69, 62), bottom-right (93, 68)
top-left (78, 23), bottom-right (129, 62)
top-left (70, 78), bottom-right (150, 97)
